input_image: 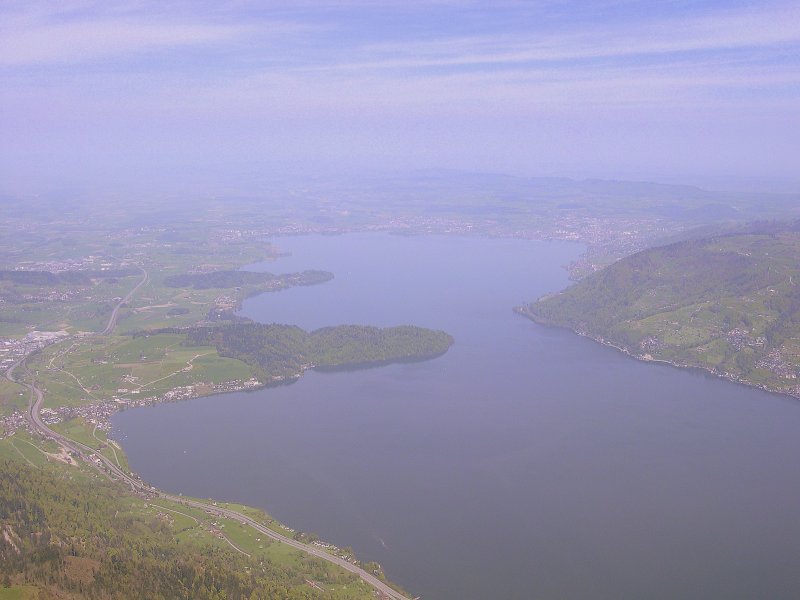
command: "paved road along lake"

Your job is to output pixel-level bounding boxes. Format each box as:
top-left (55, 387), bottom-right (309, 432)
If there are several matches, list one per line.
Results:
top-left (114, 234), bottom-right (800, 599)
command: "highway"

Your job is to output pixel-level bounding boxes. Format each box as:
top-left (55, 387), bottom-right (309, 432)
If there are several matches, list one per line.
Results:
top-left (5, 269), bottom-right (412, 600)
top-left (101, 266), bottom-right (148, 335)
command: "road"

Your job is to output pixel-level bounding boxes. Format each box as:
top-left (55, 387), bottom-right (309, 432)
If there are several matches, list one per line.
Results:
top-left (5, 269), bottom-right (412, 600)
top-left (101, 266), bottom-right (148, 335)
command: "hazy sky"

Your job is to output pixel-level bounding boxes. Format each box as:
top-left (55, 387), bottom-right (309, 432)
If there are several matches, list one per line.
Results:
top-left (1, 0), bottom-right (799, 195)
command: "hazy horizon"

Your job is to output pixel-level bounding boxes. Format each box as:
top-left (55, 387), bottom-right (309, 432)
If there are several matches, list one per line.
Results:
top-left (2, 0), bottom-right (799, 198)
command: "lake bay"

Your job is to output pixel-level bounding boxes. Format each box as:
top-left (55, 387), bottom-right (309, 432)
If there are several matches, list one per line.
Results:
top-left (114, 234), bottom-right (800, 600)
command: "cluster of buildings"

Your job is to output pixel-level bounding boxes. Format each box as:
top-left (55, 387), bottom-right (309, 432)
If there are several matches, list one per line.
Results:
top-left (9, 254), bottom-right (135, 273)
top-left (756, 348), bottom-right (799, 380)
top-left (725, 328), bottom-right (767, 351)
top-left (209, 228), bottom-right (274, 244)
top-left (0, 331), bottom-right (70, 439)
top-left (0, 412), bottom-right (27, 439)
top-left (43, 401), bottom-right (120, 430)
top-left (107, 378), bottom-right (262, 416)
top-left (15, 288), bottom-right (85, 303)
top-left (1, 377), bottom-right (264, 439)
top-left (13, 255), bottom-right (114, 273)
top-left (0, 331), bottom-right (69, 375)
top-left (639, 336), bottom-right (666, 354)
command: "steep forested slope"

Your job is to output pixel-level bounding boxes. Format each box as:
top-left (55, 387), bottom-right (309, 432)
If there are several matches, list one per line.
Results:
top-left (0, 457), bottom-right (371, 599)
top-left (521, 223), bottom-right (800, 396)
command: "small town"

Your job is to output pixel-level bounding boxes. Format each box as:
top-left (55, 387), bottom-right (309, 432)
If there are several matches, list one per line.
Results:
top-left (1, 375), bottom-right (263, 439)
top-left (0, 330), bottom-right (70, 375)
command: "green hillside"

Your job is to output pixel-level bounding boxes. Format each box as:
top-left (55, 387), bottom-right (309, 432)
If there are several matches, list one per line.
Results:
top-left (521, 223), bottom-right (800, 397)
top-left (0, 450), bottom-right (377, 600)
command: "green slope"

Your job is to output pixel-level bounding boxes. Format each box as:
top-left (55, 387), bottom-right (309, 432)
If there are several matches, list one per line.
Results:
top-left (0, 451), bottom-right (377, 600)
top-left (521, 223), bottom-right (800, 397)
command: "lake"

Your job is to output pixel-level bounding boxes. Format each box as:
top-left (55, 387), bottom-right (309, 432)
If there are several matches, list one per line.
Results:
top-left (113, 234), bottom-right (800, 599)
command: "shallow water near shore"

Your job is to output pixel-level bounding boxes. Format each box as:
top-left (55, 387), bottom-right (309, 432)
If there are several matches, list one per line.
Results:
top-left (114, 233), bottom-right (800, 600)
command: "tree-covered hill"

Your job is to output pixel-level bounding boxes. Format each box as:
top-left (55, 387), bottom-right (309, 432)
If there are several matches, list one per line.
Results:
top-left (309, 325), bottom-right (453, 369)
top-left (520, 223), bottom-right (800, 397)
top-left (164, 270), bottom-right (332, 290)
top-left (185, 323), bottom-right (454, 381)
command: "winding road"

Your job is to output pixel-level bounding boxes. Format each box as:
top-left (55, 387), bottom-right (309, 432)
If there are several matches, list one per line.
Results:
top-left (6, 268), bottom-right (412, 600)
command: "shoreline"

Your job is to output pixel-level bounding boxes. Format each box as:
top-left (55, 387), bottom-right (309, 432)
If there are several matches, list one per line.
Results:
top-left (20, 341), bottom-right (454, 437)
top-left (514, 305), bottom-right (800, 402)
top-left (4, 346), bottom-right (411, 599)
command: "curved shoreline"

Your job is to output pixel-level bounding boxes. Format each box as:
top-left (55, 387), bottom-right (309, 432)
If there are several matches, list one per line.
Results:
top-left (514, 305), bottom-right (800, 401)
top-left (7, 270), bottom-right (414, 600)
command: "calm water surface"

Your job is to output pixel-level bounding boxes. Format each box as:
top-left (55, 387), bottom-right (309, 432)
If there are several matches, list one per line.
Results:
top-left (114, 234), bottom-right (800, 600)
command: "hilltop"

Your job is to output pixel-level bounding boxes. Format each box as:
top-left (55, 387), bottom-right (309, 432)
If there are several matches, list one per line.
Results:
top-left (520, 222), bottom-right (800, 397)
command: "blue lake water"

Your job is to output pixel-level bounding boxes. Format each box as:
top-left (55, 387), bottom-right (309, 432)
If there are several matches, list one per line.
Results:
top-left (114, 234), bottom-right (800, 599)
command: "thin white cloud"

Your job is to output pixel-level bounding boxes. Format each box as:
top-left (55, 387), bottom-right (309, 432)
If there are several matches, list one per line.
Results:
top-left (98, 58), bottom-right (795, 124)
top-left (0, 1), bottom-right (322, 67)
top-left (7, 42), bottom-right (794, 123)
top-left (1, 0), bottom-right (798, 185)
top-left (318, 4), bottom-right (800, 72)
top-left (0, 20), bottom-right (250, 66)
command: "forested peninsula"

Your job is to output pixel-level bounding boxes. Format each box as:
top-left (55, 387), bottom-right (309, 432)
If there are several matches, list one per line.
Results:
top-left (185, 323), bottom-right (454, 381)
top-left (519, 222), bottom-right (800, 398)
top-left (164, 269), bottom-right (332, 290)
